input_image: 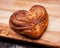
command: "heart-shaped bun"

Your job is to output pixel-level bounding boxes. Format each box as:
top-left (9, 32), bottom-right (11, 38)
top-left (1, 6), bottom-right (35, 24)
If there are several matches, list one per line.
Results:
top-left (9, 5), bottom-right (48, 39)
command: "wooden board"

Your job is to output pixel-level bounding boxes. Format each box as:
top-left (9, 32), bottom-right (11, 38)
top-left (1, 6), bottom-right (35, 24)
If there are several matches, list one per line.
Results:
top-left (0, 0), bottom-right (60, 47)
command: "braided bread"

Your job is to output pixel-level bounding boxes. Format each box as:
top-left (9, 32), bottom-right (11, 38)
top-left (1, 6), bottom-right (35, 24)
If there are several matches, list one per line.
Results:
top-left (9, 5), bottom-right (48, 39)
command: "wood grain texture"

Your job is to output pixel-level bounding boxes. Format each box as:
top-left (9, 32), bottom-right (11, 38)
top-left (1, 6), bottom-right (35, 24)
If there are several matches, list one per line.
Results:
top-left (0, 0), bottom-right (60, 47)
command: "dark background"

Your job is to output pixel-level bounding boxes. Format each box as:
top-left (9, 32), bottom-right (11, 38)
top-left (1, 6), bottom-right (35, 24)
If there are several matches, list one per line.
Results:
top-left (0, 37), bottom-right (57, 48)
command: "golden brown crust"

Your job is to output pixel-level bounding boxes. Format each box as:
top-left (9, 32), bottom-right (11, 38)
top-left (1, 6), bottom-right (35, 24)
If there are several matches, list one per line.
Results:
top-left (9, 5), bottom-right (48, 39)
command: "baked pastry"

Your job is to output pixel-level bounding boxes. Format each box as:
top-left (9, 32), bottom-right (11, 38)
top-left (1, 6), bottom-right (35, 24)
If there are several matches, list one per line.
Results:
top-left (9, 5), bottom-right (48, 39)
